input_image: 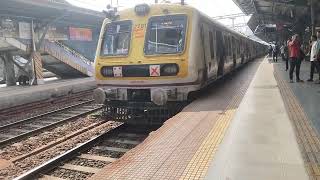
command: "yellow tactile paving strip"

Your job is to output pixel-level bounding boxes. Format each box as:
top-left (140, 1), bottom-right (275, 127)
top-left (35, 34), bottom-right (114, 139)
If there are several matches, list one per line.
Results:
top-left (274, 67), bottom-right (320, 180)
top-left (179, 69), bottom-right (250, 180)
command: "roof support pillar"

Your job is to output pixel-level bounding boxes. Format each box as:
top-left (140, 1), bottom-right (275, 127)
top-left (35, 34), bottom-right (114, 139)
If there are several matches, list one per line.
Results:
top-left (0, 56), bottom-right (6, 83)
top-left (2, 53), bottom-right (16, 86)
top-left (310, 0), bottom-right (316, 35)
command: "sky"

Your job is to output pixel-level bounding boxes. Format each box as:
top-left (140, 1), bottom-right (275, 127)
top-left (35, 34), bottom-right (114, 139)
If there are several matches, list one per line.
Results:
top-left (66, 0), bottom-right (253, 35)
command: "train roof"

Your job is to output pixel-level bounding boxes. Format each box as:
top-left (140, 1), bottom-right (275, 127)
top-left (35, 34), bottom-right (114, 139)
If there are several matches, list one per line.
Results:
top-left (114, 3), bottom-right (264, 44)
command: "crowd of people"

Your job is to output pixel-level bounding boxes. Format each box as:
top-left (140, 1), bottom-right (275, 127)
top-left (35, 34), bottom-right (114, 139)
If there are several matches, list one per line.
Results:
top-left (268, 31), bottom-right (320, 83)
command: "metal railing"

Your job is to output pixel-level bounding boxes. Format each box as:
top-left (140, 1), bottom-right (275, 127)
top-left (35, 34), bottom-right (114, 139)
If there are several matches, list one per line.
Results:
top-left (54, 41), bottom-right (93, 66)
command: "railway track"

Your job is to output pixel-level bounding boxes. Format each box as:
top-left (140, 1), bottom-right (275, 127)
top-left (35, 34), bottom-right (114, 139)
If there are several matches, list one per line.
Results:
top-left (0, 100), bottom-right (102, 147)
top-left (0, 90), bottom-right (93, 117)
top-left (15, 124), bottom-right (156, 180)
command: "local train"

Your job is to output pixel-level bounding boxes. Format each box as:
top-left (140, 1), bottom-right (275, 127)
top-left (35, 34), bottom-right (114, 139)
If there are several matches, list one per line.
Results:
top-left (93, 4), bottom-right (267, 123)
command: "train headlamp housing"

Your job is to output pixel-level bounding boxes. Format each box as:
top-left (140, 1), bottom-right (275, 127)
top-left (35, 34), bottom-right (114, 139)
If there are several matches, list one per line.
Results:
top-left (101, 67), bottom-right (114, 77)
top-left (161, 64), bottom-right (179, 76)
top-left (135, 4), bottom-right (150, 16)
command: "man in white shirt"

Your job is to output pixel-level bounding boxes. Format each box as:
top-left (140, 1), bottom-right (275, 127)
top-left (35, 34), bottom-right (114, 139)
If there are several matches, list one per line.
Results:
top-left (307, 34), bottom-right (320, 82)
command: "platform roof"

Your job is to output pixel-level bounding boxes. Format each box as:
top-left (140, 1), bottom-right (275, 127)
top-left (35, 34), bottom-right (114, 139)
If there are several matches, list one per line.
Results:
top-left (232, 0), bottom-right (311, 42)
top-left (0, 0), bottom-right (105, 27)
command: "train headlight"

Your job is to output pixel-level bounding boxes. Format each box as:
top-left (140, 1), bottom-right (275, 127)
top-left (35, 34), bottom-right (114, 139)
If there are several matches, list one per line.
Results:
top-left (101, 67), bottom-right (113, 77)
top-left (93, 88), bottom-right (106, 104)
top-left (151, 89), bottom-right (168, 106)
top-left (161, 64), bottom-right (179, 76)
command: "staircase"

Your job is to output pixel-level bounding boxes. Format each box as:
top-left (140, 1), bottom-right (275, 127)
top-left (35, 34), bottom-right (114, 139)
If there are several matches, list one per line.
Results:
top-left (2, 38), bottom-right (94, 78)
top-left (41, 40), bottom-right (94, 78)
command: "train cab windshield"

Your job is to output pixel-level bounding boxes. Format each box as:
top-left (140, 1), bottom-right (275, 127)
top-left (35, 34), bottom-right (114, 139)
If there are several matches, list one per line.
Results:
top-left (101, 20), bottom-right (132, 56)
top-left (144, 15), bottom-right (187, 55)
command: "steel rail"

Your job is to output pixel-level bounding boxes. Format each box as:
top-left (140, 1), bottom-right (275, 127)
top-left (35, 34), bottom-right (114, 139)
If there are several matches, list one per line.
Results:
top-left (0, 90), bottom-right (93, 115)
top-left (0, 100), bottom-right (94, 131)
top-left (14, 124), bottom-right (126, 180)
top-left (0, 101), bottom-right (102, 147)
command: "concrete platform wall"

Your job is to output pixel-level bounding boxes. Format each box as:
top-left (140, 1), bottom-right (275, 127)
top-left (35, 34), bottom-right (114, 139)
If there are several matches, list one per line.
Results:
top-left (0, 78), bottom-right (97, 110)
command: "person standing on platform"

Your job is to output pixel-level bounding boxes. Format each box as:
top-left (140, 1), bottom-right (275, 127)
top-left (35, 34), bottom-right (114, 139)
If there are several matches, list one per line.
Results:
top-left (284, 41), bottom-right (289, 71)
top-left (288, 34), bottom-right (303, 83)
top-left (273, 44), bottom-right (278, 62)
top-left (268, 45), bottom-right (273, 57)
top-left (280, 43), bottom-right (285, 61)
top-left (307, 34), bottom-right (320, 83)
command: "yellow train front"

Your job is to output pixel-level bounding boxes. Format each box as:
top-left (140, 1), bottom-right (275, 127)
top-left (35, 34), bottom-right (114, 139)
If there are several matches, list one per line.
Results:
top-left (93, 4), bottom-right (266, 124)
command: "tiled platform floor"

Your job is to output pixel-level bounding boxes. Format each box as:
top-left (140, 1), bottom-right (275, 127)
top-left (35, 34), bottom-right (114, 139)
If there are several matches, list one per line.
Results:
top-left (90, 58), bottom-right (262, 180)
top-left (205, 58), bottom-right (308, 180)
top-left (274, 60), bottom-right (320, 180)
top-left (274, 60), bottom-right (320, 136)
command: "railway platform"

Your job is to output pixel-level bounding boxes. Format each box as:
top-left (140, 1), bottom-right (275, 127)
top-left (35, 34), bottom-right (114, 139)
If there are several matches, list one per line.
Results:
top-left (90, 56), bottom-right (320, 180)
top-left (0, 78), bottom-right (96, 111)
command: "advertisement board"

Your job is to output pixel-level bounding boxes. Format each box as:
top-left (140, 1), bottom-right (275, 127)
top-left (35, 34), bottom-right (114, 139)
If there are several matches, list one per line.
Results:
top-left (69, 27), bottom-right (92, 41)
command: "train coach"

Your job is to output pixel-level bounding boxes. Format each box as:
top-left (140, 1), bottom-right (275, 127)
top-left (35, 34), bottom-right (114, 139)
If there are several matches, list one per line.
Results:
top-left (93, 3), bottom-right (267, 124)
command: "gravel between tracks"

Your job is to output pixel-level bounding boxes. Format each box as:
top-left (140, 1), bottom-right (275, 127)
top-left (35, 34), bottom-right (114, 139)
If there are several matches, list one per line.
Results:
top-left (69, 158), bottom-right (108, 168)
top-left (0, 115), bottom-right (96, 160)
top-left (50, 168), bottom-right (93, 180)
top-left (0, 121), bottom-right (120, 179)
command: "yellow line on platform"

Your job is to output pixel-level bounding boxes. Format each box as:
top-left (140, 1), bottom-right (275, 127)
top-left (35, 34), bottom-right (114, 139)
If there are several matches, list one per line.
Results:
top-left (179, 88), bottom-right (244, 180)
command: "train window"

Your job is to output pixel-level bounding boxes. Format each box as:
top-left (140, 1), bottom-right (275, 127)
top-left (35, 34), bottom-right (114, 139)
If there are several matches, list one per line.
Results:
top-left (144, 15), bottom-right (187, 55)
top-left (209, 31), bottom-right (215, 59)
top-left (101, 20), bottom-right (132, 56)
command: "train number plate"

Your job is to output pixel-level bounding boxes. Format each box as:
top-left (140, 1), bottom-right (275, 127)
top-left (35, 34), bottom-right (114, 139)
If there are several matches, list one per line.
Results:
top-left (113, 67), bottom-right (123, 77)
top-left (149, 65), bottom-right (160, 77)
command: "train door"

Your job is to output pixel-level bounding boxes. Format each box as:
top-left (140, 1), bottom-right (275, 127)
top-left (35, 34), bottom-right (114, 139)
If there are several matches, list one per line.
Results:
top-left (231, 36), bottom-right (236, 68)
top-left (208, 29), bottom-right (217, 78)
top-left (246, 41), bottom-right (250, 60)
top-left (223, 33), bottom-right (232, 73)
top-left (200, 24), bottom-right (208, 81)
top-left (240, 38), bottom-right (244, 64)
top-left (200, 23), bottom-right (216, 80)
top-left (236, 39), bottom-right (241, 65)
top-left (216, 30), bottom-right (224, 77)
